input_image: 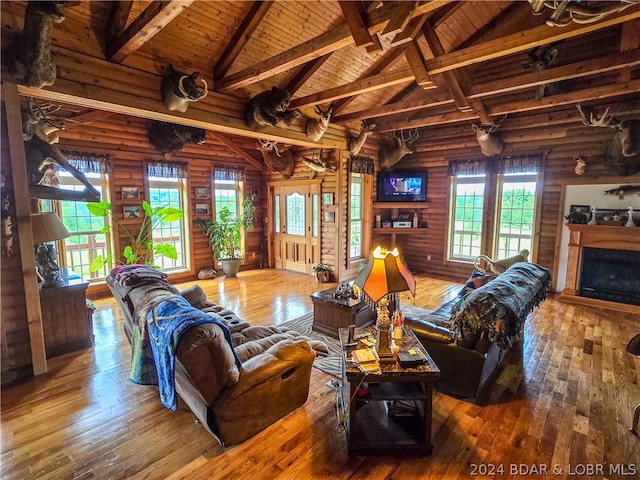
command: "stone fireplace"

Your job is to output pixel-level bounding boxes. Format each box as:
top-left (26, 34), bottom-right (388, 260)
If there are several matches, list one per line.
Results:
top-left (561, 224), bottom-right (640, 314)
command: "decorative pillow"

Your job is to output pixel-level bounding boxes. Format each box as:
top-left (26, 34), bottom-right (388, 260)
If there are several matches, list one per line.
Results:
top-left (457, 270), bottom-right (496, 298)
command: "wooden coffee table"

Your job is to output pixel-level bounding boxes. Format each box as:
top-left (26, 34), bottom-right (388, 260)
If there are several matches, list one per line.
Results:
top-left (338, 327), bottom-right (440, 456)
top-left (310, 288), bottom-right (375, 339)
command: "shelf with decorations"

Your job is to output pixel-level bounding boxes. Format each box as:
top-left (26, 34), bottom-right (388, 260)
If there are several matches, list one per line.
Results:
top-left (372, 201), bottom-right (429, 248)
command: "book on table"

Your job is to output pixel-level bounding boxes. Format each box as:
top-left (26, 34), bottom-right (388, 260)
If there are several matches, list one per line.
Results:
top-left (351, 348), bottom-right (381, 374)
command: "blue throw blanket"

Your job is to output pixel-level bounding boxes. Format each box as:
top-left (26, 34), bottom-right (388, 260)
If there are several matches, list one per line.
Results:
top-left (130, 296), bottom-right (240, 410)
top-left (451, 262), bottom-right (551, 349)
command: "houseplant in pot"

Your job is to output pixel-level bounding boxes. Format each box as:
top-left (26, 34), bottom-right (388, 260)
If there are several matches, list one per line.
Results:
top-left (196, 198), bottom-right (255, 277)
top-left (313, 263), bottom-right (331, 283)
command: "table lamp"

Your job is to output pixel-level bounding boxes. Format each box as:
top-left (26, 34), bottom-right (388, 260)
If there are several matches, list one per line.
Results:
top-left (354, 246), bottom-right (416, 363)
top-left (31, 212), bottom-right (70, 288)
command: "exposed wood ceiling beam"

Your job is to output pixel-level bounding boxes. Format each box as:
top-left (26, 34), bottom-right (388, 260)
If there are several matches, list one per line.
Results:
top-left (381, 1), bottom-right (416, 36)
top-left (106, 1), bottom-right (134, 41)
top-left (289, 68), bottom-right (428, 109)
top-left (213, 1), bottom-right (274, 81)
top-left (339, 1), bottom-right (375, 48)
top-left (377, 79), bottom-right (640, 132)
top-left (456, 2), bottom-right (526, 51)
top-left (404, 41), bottom-right (432, 87)
top-left (333, 48), bottom-right (640, 123)
top-left (390, 14), bottom-right (429, 46)
top-left (619, 18), bottom-right (639, 82)
top-left (425, 7), bottom-right (640, 75)
top-left (107, 0), bottom-right (195, 63)
top-left (430, 1), bottom-right (466, 29)
top-left (284, 53), bottom-right (333, 95)
top-left (216, 0), bottom-right (453, 92)
top-left (209, 132), bottom-right (264, 171)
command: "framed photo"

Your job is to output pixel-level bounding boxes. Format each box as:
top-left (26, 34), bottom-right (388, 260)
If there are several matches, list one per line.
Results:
top-left (250, 189), bottom-right (259, 202)
top-left (195, 203), bottom-right (210, 215)
top-left (195, 187), bottom-right (208, 199)
top-left (123, 205), bottom-right (141, 219)
top-left (323, 210), bottom-right (335, 223)
top-left (121, 186), bottom-right (139, 200)
top-left (569, 205), bottom-right (590, 215)
top-left (322, 193), bottom-right (334, 205)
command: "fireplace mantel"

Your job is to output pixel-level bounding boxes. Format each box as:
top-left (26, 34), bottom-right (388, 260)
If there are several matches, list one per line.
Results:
top-left (560, 224), bottom-right (640, 314)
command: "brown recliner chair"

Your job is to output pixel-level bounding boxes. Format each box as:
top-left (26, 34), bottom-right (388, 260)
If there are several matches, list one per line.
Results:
top-left (107, 273), bottom-right (317, 446)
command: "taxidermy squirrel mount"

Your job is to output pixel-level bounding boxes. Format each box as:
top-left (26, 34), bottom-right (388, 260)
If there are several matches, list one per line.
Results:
top-left (244, 87), bottom-right (301, 130)
top-left (474, 249), bottom-right (530, 275)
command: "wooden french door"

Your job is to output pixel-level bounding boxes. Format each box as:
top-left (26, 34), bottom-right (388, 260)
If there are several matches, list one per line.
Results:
top-left (271, 183), bottom-right (320, 273)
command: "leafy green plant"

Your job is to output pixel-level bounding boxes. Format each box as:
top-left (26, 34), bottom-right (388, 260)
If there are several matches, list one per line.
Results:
top-left (313, 263), bottom-right (331, 273)
top-left (87, 200), bottom-right (184, 272)
top-left (196, 198), bottom-right (255, 262)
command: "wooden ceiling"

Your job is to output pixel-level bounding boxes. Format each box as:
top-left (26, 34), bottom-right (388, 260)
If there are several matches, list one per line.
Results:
top-left (2, 0), bottom-right (640, 149)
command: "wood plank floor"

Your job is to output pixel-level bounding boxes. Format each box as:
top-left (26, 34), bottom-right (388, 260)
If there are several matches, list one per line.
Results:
top-left (1, 269), bottom-right (639, 479)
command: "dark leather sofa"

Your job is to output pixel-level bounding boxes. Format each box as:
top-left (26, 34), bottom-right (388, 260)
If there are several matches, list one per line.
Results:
top-left (404, 262), bottom-right (551, 400)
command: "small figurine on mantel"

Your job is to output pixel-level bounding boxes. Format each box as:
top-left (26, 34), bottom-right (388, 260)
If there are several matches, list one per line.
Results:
top-left (588, 206), bottom-right (598, 225)
top-left (626, 206), bottom-right (636, 227)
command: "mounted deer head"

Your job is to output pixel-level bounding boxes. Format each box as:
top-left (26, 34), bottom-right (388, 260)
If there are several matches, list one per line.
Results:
top-left (471, 115), bottom-right (507, 157)
top-left (521, 43), bottom-right (566, 100)
top-left (5, 1), bottom-right (74, 88)
top-left (577, 104), bottom-right (640, 176)
top-left (160, 63), bottom-right (208, 113)
top-left (574, 154), bottom-right (587, 175)
top-left (257, 139), bottom-right (295, 179)
top-left (377, 129), bottom-right (419, 171)
top-left (148, 120), bottom-right (206, 154)
top-left (305, 102), bottom-right (334, 141)
top-left (349, 120), bottom-right (376, 156)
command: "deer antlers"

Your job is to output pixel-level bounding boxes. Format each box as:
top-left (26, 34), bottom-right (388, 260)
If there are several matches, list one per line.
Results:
top-left (576, 103), bottom-right (619, 129)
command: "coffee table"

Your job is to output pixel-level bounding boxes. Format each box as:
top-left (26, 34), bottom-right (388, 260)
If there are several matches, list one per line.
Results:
top-left (338, 327), bottom-right (440, 456)
top-left (310, 288), bottom-right (375, 339)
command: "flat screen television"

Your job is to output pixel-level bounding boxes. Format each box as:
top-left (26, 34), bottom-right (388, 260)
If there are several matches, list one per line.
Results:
top-left (376, 170), bottom-right (427, 202)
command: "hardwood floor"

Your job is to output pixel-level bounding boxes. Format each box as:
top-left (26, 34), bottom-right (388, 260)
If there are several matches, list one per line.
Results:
top-left (1, 269), bottom-right (638, 479)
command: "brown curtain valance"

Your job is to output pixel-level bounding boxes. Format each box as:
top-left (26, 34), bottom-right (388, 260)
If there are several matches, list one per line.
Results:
top-left (62, 151), bottom-right (110, 174)
top-left (214, 166), bottom-right (246, 182)
top-left (448, 153), bottom-right (544, 176)
top-left (147, 160), bottom-right (188, 179)
top-left (351, 156), bottom-right (375, 175)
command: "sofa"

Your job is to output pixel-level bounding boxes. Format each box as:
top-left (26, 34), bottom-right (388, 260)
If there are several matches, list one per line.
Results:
top-left (403, 262), bottom-right (551, 400)
top-left (106, 265), bottom-right (326, 447)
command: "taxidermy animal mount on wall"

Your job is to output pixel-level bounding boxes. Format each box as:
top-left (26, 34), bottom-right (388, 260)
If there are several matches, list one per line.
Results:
top-left (148, 120), bottom-right (206, 154)
top-left (305, 102), bottom-right (333, 141)
top-left (574, 154), bottom-right (587, 175)
top-left (301, 150), bottom-right (335, 178)
top-left (377, 129), bottom-right (419, 171)
top-left (160, 63), bottom-right (208, 113)
top-left (577, 104), bottom-right (640, 176)
top-left (5, 1), bottom-right (73, 88)
top-left (349, 120), bottom-right (376, 156)
top-left (22, 98), bottom-right (100, 202)
top-left (257, 139), bottom-right (295, 179)
top-left (472, 115), bottom-right (507, 157)
top-left (244, 87), bottom-right (301, 131)
top-left (521, 43), bottom-right (567, 100)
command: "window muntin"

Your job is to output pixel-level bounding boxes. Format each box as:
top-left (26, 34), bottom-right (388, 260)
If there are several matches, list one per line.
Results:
top-left (214, 179), bottom-right (238, 217)
top-left (495, 174), bottom-right (537, 259)
top-left (286, 193), bottom-right (305, 236)
top-left (148, 177), bottom-right (187, 271)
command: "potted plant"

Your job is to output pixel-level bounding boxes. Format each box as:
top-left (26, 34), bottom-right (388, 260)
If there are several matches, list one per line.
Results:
top-left (313, 263), bottom-right (331, 283)
top-left (196, 198), bottom-right (255, 277)
top-left (87, 200), bottom-right (184, 272)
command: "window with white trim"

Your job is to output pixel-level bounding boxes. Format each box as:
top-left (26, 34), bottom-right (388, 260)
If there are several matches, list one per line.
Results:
top-left (349, 173), bottom-right (364, 259)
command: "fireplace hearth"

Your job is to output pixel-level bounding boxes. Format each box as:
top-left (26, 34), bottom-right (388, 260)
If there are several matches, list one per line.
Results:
top-left (579, 248), bottom-right (640, 306)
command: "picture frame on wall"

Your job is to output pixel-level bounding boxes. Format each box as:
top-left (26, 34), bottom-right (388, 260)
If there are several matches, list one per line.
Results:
top-left (195, 203), bottom-right (209, 215)
top-left (322, 193), bottom-right (334, 205)
top-left (195, 187), bottom-right (208, 199)
top-left (569, 205), bottom-right (590, 215)
top-left (121, 186), bottom-right (139, 199)
top-left (323, 210), bottom-right (335, 223)
top-left (251, 189), bottom-right (259, 202)
top-left (123, 205), bottom-right (141, 218)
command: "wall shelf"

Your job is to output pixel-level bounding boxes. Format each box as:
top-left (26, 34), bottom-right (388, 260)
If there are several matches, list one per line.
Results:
top-left (373, 202), bottom-right (430, 208)
top-left (373, 228), bottom-right (428, 234)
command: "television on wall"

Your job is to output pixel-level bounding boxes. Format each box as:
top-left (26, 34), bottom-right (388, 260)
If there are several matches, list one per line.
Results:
top-left (376, 170), bottom-right (428, 202)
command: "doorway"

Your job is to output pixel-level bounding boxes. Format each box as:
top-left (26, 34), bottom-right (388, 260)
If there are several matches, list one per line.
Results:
top-left (269, 181), bottom-right (321, 273)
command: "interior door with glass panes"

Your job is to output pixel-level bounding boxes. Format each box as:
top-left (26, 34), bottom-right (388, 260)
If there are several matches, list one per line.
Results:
top-left (272, 184), bottom-right (319, 273)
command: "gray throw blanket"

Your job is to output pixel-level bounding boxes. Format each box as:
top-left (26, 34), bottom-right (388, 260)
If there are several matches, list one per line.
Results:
top-left (451, 262), bottom-right (551, 349)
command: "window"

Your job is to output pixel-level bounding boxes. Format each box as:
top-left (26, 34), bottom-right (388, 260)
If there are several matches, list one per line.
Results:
top-left (349, 173), bottom-right (364, 259)
top-left (448, 155), bottom-right (542, 263)
top-left (449, 175), bottom-right (486, 261)
top-left (41, 172), bottom-right (111, 283)
top-left (148, 177), bottom-right (188, 271)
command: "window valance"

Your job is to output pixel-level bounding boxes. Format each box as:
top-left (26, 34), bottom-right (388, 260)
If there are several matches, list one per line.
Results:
top-left (147, 160), bottom-right (188, 179)
top-left (448, 153), bottom-right (544, 176)
top-left (61, 151), bottom-right (110, 174)
top-left (351, 156), bottom-right (375, 175)
top-left (215, 166), bottom-right (245, 182)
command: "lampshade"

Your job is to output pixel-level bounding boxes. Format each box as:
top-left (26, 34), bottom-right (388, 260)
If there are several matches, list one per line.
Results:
top-left (354, 246), bottom-right (416, 303)
top-left (31, 213), bottom-right (70, 244)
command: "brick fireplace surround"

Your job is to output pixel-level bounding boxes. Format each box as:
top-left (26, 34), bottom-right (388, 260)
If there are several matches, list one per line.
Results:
top-left (560, 224), bottom-right (640, 315)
